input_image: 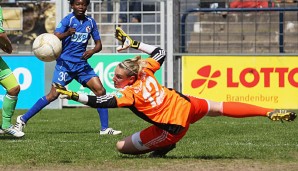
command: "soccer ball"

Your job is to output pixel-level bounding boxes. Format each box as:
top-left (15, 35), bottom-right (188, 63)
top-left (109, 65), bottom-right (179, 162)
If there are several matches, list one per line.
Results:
top-left (32, 33), bottom-right (62, 62)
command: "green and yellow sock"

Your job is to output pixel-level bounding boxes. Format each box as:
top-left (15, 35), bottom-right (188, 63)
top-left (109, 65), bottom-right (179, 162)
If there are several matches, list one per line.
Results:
top-left (1, 94), bottom-right (17, 129)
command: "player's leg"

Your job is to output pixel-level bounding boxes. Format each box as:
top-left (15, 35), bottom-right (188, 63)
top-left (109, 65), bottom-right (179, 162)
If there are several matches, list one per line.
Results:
top-left (186, 96), bottom-right (296, 122)
top-left (222, 101), bottom-right (271, 117)
top-left (1, 75), bottom-right (20, 129)
top-left (86, 77), bottom-right (122, 135)
top-left (85, 77), bottom-right (107, 128)
top-left (82, 65), bottom-right (122, 135)
top-left (207, 100), bottom-right (296, 121)
top-left (0, 59), bottom-right (23, 137)
top-left (116, 125), bottom-right (188, 157)
top-left (205, 101), bottom-right (271, 117)
top-left (15, 62), bottom-right (69, 131)
top-left (18, 85), bottom-right (59, 122)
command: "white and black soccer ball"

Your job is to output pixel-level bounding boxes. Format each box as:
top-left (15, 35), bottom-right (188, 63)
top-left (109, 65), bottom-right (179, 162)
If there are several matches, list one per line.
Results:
top-left (32, 33), bottom-right (62, 62)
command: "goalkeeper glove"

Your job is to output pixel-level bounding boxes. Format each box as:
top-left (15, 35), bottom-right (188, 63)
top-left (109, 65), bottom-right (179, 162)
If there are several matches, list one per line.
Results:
top-left (115, 27), bottom-right (140, 52)
top-left (52, 83), bottom-right (79, 101)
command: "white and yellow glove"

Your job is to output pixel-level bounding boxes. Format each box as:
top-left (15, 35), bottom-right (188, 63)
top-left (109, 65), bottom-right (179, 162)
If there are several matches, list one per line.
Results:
top-left (53, 83), bottom-right (79, 101)
top-left (115, 27), bottom-right (140, 52)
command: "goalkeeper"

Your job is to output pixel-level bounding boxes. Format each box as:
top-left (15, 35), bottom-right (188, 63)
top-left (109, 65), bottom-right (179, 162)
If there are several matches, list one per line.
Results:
top-left (55, 27), bottom-right (296, 157)
top-left (0, 6), bottom-right (24, 137)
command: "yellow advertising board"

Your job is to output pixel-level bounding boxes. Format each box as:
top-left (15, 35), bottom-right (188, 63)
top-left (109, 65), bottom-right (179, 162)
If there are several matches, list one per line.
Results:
top-left (182, 56), bottom-right (298, 109)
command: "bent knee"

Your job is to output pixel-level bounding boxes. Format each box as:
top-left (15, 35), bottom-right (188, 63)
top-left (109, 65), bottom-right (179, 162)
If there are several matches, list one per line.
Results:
top-left (116, 139), bottom-right (141, 154)
top-left (207, 100), bottom-right (223, 117)
top-left (7, 85), bottom-right (20, 96)
top-left (116, 140), bottom-right (125, 153)
top-left (93, 89), bottom-right (106, 96)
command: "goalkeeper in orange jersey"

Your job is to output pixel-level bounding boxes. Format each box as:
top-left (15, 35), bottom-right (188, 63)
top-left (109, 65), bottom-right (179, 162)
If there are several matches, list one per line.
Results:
top-left (54, 27), bottom-right (296, 157)
top-left (0, 6), bottom-right (24, 137)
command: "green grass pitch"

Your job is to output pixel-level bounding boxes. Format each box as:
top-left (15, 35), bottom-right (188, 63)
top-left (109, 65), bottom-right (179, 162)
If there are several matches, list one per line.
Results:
top-left (1, 108), bottom-right (297, 170)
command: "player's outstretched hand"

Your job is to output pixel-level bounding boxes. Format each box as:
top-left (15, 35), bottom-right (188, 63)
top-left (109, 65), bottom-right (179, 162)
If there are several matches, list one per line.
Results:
top-left (52, 83), bottom-right (79, 101)
top-left (115, 27), bottom-right (132, 52)
top-left (115, 27), bottom-right (140, 52)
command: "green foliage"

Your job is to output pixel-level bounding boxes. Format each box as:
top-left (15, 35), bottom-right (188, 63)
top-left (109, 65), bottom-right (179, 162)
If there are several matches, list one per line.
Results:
top-left (0, 108), bottom-right (297, 169)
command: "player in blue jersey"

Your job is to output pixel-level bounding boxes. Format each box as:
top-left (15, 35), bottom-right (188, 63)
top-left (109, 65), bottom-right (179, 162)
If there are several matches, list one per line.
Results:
top-left (14, 0), bottom-right (121, 135)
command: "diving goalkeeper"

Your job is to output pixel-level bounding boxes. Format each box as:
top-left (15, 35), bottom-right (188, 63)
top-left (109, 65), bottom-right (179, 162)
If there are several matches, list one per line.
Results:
top-left (55, 27), bottom-right (296, 157)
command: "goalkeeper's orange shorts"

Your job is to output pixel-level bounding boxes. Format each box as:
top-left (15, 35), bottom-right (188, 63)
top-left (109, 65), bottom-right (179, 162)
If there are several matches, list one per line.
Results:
top-left (131, 96), bottom-right (209, 151)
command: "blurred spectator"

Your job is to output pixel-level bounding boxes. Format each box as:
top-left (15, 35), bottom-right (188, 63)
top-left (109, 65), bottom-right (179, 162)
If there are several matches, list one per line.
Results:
top-left (230, 0), bottom-right (276, 8)
top-left (199, 1), bottom-right (227, 9)
top-left (199, 1), bottom-right (228, 18)
top-left (106, 0), bottom-right (141, 23)
top-left (119, 0), bottom-right (141, 23)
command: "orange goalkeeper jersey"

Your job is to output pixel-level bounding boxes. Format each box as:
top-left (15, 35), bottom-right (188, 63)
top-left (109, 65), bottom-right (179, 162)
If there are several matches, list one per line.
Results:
top-left (84, 47), bottom-right (193, 134)
top-left (115, 57), bottom-right (192, 131)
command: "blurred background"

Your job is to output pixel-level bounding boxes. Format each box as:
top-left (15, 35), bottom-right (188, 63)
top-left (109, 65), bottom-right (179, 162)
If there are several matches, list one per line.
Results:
top-left (1, 0), bottom-right (298, 109)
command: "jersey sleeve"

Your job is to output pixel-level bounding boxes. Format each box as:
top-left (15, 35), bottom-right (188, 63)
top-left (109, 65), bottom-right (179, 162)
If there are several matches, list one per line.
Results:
top-left (85, 89), bottom-right (134, 108)
top-left (91, 18), bottom-right (100, 41)
top-left (150, 47), bottom-right (166, 66)
top-left (143, 47), bottom-right (166, 74)
top-left (54, 17), bottom-right (69, 34)
top-left (86, 94), bottom-right (118, 108)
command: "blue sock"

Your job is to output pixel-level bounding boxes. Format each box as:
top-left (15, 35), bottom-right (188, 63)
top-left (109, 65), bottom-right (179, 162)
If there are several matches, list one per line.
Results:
top-left (21, 96), bottom-right (50, 123)
top-left (97, 108), bottom-right (108, 130)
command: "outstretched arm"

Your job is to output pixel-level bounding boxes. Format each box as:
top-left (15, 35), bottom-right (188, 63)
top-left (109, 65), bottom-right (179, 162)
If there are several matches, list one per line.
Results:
top-left (115, 27), bottom-right (166, 66)
top-left (53, 83), bottom-right (118, 108)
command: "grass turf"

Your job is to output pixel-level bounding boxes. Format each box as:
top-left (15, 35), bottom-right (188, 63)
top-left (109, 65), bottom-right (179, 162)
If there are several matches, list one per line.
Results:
top-left (0, 108), bottom-right (297, 170)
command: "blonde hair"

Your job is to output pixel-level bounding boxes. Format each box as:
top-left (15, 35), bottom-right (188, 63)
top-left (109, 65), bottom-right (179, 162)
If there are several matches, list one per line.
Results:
top-left (119, 56), bottom-right (147, 78)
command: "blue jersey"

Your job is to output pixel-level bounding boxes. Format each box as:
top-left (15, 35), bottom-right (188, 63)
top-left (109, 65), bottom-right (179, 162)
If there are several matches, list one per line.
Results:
top-left (54, 13), bottom-right (100, 63)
